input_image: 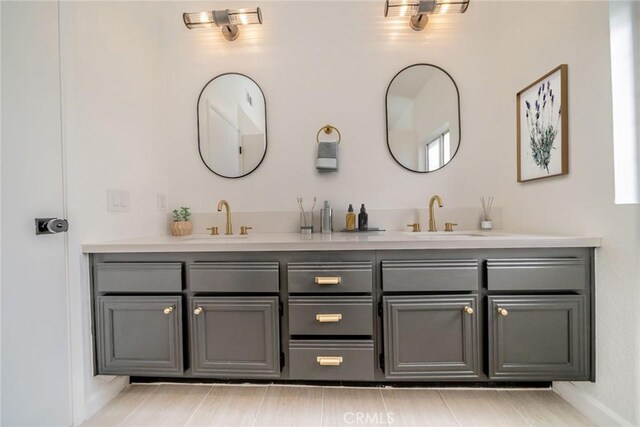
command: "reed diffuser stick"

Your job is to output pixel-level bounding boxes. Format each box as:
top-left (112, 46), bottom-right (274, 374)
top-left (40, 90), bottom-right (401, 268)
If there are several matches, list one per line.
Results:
top-left (480, 196), bottom-right (494, 221)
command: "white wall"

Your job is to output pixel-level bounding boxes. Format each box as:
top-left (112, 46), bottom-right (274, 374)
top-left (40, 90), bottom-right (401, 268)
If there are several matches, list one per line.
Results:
top-left (159, 1), bottom-right (639, 424)
top-left (59, 1), bottom-right (169, 423)
top-left (494, 3), bottom-right (640, 424)
top-left (162, 1), bottom-right (507, 214)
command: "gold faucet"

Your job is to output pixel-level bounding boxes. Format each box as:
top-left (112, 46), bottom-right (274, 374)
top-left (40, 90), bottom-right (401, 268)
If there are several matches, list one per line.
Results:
top-left (428, 195), bottom-right (444, 232)
top-left (217, 199), bottom-right (233, 235)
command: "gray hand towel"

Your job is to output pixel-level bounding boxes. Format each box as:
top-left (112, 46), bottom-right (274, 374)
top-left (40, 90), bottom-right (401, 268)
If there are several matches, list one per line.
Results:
top-left (316, 141), bottom-right (338, 171)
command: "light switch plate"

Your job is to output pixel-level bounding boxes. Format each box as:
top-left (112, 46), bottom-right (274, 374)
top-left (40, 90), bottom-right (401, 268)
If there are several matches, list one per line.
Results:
top-left (107, 189), bottom-right (129, 212)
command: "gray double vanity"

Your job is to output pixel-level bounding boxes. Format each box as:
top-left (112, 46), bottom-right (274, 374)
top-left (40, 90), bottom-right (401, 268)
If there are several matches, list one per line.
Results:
top-left (83, 50), bottom-right (598, 387)
top-left (86, 232), bottom-right (598, 385)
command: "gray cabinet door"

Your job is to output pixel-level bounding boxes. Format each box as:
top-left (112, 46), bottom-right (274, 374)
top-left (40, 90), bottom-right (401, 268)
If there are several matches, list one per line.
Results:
top-left (488, 295), bottom-right (588, 380)
top-left (96, 296), bottom-right (183, 376)
top-left (383, 296), bottom-right (479, 379)
top-left (190, 297), bottom-right (280, 378)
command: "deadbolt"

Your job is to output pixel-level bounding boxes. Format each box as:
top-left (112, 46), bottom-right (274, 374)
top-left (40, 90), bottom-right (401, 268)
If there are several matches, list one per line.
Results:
top-left (35, 218), bottom-right (69, 235)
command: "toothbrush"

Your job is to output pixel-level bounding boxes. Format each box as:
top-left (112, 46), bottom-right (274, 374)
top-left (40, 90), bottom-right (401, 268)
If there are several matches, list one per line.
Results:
top-left (297, 197), bottom-right (307, 226)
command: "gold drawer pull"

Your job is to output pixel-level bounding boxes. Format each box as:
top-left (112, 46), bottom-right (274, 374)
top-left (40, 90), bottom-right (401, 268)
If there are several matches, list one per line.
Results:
top-left (194, 307), bottom-right (203, 315)
top-left (463, 306), bottom-right (474, 315)
top-left (497, 307), bottom-right (509, 316)
top-left (315, 276), bottom-right (342, 285)
top-left (316, 313), bottom-right (342, 323)
top-left (317, 356), bottom-right (343, 366)
top-left (163, 306), bottom-right (174, 315)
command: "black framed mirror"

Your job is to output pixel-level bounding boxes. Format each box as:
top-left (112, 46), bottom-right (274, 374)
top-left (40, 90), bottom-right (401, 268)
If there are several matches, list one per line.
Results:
top-left (385, 64), bottom-right (461, 173)
top-left (197, 73), bottom-right (267, 179)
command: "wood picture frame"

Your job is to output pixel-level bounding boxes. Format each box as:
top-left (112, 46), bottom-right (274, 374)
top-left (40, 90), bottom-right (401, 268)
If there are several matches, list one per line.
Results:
top-left (517, 64), bottom-right (568, 182)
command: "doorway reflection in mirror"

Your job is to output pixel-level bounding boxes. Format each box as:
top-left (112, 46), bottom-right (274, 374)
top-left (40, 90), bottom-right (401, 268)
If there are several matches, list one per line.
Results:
top-left (197, 73), bottom-right (267, 178)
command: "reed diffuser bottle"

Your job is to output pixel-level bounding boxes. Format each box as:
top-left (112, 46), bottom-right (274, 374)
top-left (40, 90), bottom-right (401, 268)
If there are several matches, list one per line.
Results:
top-left (480, 196), bottom-right (494, 231)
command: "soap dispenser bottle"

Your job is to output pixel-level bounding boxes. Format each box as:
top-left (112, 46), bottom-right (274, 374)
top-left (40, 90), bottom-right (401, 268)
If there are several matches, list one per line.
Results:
top-left (345, 204), bottom-right (356, 231)
top-left (358, 204), bottom-right (368, 231)
top-left (321, 200), bottom-right (333, 234)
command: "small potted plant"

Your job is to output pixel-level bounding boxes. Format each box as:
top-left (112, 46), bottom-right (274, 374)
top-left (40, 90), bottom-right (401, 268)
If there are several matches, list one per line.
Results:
top-left (171, 207), bottom-right (193, 236)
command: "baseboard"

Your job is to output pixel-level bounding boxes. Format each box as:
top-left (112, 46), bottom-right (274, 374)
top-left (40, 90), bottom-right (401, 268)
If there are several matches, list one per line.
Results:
top-left (82, 376), bottom-right (129, 423)
top-left (553, 382), bottom-right (633, 426)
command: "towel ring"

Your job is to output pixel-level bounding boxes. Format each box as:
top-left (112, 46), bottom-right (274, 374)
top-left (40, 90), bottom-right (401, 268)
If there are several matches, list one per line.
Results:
top-left (316, 125), bottom-right (341, 144)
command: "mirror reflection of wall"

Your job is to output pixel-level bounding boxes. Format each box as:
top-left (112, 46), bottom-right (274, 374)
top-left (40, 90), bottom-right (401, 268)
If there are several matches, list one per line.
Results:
top-left (386, 64), bottom-right (460, 173)
top-left (198, 73), bottom-right (267, 178)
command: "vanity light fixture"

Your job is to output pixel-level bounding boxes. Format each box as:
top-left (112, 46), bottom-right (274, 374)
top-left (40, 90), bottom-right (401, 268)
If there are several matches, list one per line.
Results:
top-left (384, 0), bottom-right (469, 31)
top-left (183, 7), bottom-right (262, 41)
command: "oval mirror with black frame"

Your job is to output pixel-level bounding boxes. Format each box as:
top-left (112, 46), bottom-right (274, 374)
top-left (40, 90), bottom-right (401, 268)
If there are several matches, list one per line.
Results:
top-left (197, 73), bottom-right (267, 179)
top-left (385, 64), bottom-right (461, 173)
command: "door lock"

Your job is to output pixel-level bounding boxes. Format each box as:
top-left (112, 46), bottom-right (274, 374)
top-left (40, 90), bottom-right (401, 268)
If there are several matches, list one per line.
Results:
top-left (35, 218), bottom-right (69, 235)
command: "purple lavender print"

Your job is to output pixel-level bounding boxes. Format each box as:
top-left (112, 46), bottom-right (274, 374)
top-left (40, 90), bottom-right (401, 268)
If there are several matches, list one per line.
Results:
top-left (524, 81), bottom-right (561, 173)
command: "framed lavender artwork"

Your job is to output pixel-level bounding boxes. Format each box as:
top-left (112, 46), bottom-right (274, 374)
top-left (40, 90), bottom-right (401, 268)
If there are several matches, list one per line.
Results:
top-left (517, 64), bottom-right (568, 182)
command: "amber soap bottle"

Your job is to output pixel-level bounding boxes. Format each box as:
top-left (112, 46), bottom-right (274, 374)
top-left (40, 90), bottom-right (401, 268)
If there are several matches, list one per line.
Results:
top-left (346, 204), bottom-right (356, 231)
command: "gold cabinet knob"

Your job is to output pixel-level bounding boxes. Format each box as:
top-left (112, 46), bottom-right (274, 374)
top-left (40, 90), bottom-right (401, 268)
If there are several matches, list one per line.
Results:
top-left (497, 307), bottom-right (509, 316)
top-left (316, 314), bottom-right (343, 323)
top-left (194, 307), bottom-right (203, 315)
top-left (406, 223), bottom-right (421, 232)
top-left (444, 222), bottom-right (458, 232)
top-left (240, 226), bottom-right (253, 235)
top-left (163, 306), bottom-right (174, 314)
top-left (206, 226), bottom-right (219, 236)
top-left (314, 276), bottom-right (342, 285)
top-left (317, 356), bottom-right (343, 366)
top-left (463, 306), bottom-right (474, 315)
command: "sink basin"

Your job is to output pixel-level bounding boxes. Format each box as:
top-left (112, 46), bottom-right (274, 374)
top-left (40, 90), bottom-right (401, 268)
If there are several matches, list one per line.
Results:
top-left (402, 231), bottom-right (486, 239)
top-left (180, 234), bottom-right (249, 242)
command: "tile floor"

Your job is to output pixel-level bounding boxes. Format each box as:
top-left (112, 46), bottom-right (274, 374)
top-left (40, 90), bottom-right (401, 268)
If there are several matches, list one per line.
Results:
top-left (83, 384), bottom-right (596, 427)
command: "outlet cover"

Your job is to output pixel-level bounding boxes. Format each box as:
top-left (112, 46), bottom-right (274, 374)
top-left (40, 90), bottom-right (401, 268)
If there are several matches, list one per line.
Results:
top-left (157, 193), bottom-right (168, 211)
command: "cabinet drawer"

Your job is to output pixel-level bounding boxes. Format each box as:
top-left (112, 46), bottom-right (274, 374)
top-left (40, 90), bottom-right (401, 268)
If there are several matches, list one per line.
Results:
top-left (287, 262), bottom-right (372, 294)
top-left (190, 262), bottom-right (279, 293)
top-left (382, 260), bottom-right (478, 292)
top-left (487, 258), bottom-right (586, 291)
top-left (289, 340), bottom-right (374, 381)
top-left (289, 297), bottom-right (373, 336)
top-left (95, 262), bottom-right (182, 293)
top-left (96, 296), bottom-right (183, 376)
top-left (488, 295), bottom-right (589, 380)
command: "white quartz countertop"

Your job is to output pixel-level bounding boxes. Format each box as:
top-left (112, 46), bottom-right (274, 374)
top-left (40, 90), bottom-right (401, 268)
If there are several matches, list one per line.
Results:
top-left (82, 231), bottom-right (602, 253)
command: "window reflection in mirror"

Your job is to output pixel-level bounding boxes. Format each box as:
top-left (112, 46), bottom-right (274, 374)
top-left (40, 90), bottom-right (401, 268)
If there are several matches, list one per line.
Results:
top-left (386, 64), bottom-right (460, 173)
top-left (197, 73), bottom-right (267, 178)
